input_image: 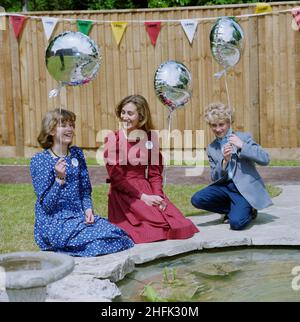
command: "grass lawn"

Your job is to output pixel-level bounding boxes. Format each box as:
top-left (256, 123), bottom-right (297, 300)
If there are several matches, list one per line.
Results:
top-left (0, 183), bottom-right (281, 254)
top-left (0, 157), bottom-right (206, 166)
top-left (1, 157), bottom-right (300, 166)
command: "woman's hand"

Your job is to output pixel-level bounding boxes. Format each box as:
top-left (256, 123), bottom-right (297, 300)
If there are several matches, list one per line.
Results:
top-left (141, 193), bottom-right (164, 207)
top-left (85, 209), bottom-right (95, 224)
top-left (222, 143), bottom-right (233, 163)
top-left (229, 134), bottom-right (243, 149)
top-left (55, 158), bottom-right (66, 179)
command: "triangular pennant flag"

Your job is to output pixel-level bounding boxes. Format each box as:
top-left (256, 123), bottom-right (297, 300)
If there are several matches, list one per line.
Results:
top-left (255, 3), bottom-right (272, 14)
top-left (111, 22), bottom-right (127, 46)
top-left (144, 22), bottom-right (161, 46)
top-left (9, 15), bottom-right (26, 39)
top-left (292, 8), bottom-right (300, 31)
top-left (292, 8), bottom-right (300, 25)
top-left (76, 20), bottom-right (93, 35)
top-left (42, 17), bottom-right (58, 41)
top-left (181, 19), bottom-right (198, 44)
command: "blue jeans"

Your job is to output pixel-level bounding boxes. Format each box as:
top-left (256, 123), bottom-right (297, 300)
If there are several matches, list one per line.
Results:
top-left (191, 180), bottom-right (252, 230)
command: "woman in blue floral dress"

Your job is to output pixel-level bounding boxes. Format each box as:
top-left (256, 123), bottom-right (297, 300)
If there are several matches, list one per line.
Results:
top-left (30, 108), bottom-right (134, 257)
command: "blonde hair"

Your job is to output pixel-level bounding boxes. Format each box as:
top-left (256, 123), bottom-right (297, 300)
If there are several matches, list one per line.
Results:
top-left (37, 108), bottom-right (76, 149)
top-left (204, 102), bottom-right (234, 124)
top-left (115, 94), bottom-right (155, 132)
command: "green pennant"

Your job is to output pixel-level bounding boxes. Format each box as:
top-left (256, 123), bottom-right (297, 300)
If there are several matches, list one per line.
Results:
top-left (76, 20), bottom-right (93, 35)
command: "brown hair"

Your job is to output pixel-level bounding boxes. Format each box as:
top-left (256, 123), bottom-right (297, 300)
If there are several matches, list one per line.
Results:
top-left (37, 108), bottom-right (76, 149)
top-left (115, 95), bottom-right (155, 132)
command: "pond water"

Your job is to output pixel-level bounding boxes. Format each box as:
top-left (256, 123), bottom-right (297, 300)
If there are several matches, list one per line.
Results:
top-left (116, 248), bottom-right (300, 302)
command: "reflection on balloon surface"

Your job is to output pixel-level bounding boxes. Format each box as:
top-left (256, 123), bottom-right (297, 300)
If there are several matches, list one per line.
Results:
top-left (46, 31), bottom-right (101, 86)
top-left (210, 17), bottom-right (244, 70)
top-left (154, 60), bottom-right (192, 112)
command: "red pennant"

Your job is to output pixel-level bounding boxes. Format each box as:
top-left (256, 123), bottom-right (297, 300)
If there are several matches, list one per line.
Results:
top-left (292, 8), bottom-right (300, 26)
top-left (9, 15), bottom-right (26, 39)
top-left (144, 22), bottom-right (161, 46)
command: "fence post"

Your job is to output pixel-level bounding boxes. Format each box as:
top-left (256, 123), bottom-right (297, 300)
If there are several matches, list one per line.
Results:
top-left (9, 12), bottom-right (25, 157)
top-left (249, 14), bottom-right (260, 144)
top-left (0, 6), bottom-right (6, 30)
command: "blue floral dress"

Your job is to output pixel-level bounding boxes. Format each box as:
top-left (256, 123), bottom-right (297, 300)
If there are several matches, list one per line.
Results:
top-left (30, 146), bottom-right (134, 257)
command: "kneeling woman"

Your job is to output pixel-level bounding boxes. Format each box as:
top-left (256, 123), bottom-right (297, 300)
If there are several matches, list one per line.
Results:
top-left (104, 95), bottom-right (199, 243)
top-left (30, 108), bottom-right (134, 257)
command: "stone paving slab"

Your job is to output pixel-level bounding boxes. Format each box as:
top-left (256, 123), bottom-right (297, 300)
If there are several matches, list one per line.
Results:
top-left (1, 185), bottom-right (300, 302)
top-left (48, 185), bottom-right (300, 301)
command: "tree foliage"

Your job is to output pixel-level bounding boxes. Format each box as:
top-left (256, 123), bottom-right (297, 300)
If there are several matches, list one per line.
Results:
top-left (1, 0), bottom-right (278, 12)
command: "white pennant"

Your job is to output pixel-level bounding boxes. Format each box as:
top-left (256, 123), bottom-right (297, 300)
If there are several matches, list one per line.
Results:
top-left (181, 19), bottom-right (198, 44)
top-left (42, 17), bottom-right (58, 41)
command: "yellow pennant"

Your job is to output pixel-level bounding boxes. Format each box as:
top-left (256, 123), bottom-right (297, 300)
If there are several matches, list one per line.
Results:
top-left (255, 3), bottom-right (272, 14)
top-left (111, 22), bottom-right (128, 46)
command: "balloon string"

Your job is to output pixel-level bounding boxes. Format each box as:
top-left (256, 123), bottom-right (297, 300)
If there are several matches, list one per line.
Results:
top-left (214, 69), bottom-right (226, 79)
top-left (48, 83), bottom-right (63, 157)
top-left (49, 82), bottom-right (63, 98)
top-left (224, 70), bottom-right (231, 110)
top-left (59, 107), bottom-right (62, 157)
top-left (163, 109), bottom-right (174, 187)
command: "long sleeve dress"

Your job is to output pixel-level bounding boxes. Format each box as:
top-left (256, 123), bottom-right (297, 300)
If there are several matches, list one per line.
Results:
top-left (30, 146), bottom-right (134, 257)
top-left (104, 130), bottom-right (199, 244)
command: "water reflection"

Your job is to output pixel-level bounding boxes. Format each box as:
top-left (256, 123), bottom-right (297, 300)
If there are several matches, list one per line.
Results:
top-left (117, 248), bottom-right (300, 302)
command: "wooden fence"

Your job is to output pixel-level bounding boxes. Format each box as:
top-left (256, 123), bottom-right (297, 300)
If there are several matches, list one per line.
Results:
top-left (0, 2), bottom-right (300, 156)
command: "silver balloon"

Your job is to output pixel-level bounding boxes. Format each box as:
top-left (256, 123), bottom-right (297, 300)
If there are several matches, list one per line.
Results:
top-left (46, 31), bottom-right (101, 87)
top-left (154, 60), bottom-right (192, 111)
top-left (210, 17), bottom-right (244, 70)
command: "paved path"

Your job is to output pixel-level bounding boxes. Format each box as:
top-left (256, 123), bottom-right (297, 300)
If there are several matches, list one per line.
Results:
top-left (1, 165), bottom-right (300, 185)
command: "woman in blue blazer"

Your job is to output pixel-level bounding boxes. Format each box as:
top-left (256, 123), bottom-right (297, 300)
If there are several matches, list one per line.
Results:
top-left (191, 102), bottom-right (273, 230)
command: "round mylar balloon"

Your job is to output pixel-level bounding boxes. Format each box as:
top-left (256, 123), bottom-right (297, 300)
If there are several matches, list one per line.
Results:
top-left (210, 17), bottom-right (244, 70)
top-left (45, 31), bottom-right (101, 86)
top-left (154, 60), bottom-right (192, 111)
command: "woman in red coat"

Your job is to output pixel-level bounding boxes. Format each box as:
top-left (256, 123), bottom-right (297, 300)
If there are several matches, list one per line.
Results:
top-left (104, 94), bottom-right (199, 243)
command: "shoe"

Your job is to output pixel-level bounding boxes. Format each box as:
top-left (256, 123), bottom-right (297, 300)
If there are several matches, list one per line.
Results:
top-left (223, 214), bottom-right (229, 224)
top-left (252, 208), bottom-right (258, 220)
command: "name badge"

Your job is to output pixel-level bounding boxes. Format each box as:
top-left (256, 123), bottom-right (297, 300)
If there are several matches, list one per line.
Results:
top-left (71, 158), bottom-right (79, 167)
top-left (145, 140), bottom-right (153, 150)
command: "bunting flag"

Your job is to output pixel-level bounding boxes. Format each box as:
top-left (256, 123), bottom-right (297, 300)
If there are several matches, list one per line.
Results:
top-left (76, 20), bottom-right (93, 35)
top-left (111, 22), bottom-right (128, 46)
top-left (181, 19), bottom-right (198, 44)
top-left (292, 8), bottom-right (300, 25)
top-left (291, 8), bottom-right (300, 31)
top-left (42, 17), bottom-right (58, 41)
top-left (9, 15), bottom-right (26, 39)
top-left (0, 7), bottom-right (298, 44)
top-left (255, 3), bottom-right (272, 14)
top-left (144, 22), bottom-right (161, 46)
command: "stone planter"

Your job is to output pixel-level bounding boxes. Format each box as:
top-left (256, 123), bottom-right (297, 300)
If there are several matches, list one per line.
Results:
top-left (0, 251), bottom-right (74, 302)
